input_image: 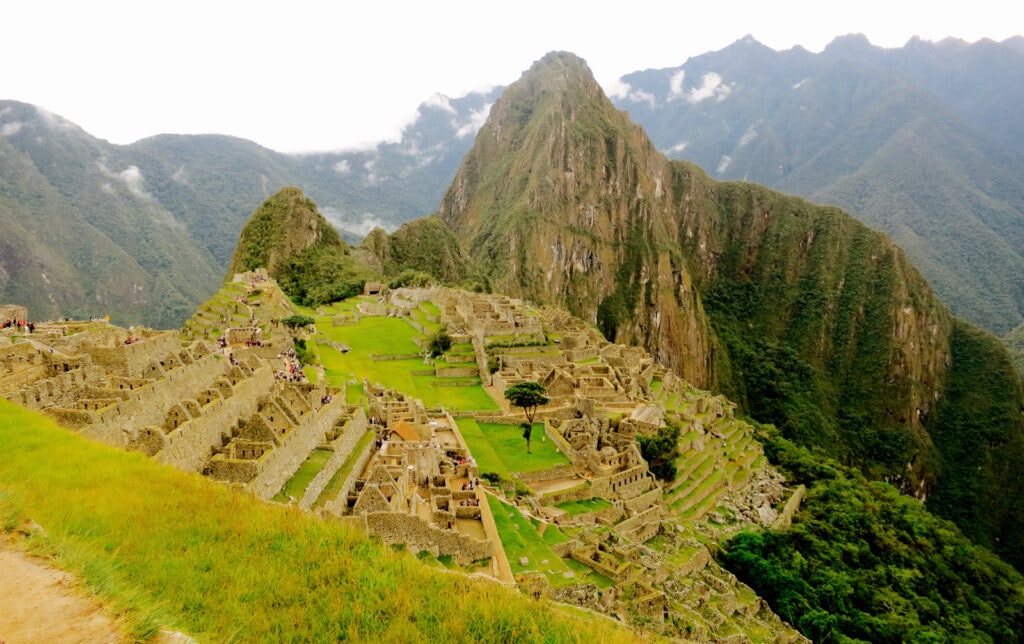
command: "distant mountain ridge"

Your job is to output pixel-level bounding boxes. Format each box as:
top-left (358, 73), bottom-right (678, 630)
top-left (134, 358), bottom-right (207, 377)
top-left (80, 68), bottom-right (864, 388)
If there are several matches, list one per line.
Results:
top-left (4, 35), bottom-right (1021, 334)
top-left (611, 33), bottom-right (1024, 334)
top-left (0, 91), bottom-right (495, 326)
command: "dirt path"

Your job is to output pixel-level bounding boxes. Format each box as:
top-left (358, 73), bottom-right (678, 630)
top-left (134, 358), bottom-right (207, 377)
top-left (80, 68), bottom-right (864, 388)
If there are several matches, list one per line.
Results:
top-left (0, 542), bottom-right (130, 644)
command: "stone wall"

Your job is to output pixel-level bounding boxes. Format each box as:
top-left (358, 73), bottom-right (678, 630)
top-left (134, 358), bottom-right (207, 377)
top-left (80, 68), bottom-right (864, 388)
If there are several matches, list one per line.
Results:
top-left (248, 396), bottom-right (351, 500)
top-left (299, 408), bottom-right (370, 510)
top-left (0, 304), bottom-right (28, 321)
top-left (322, 438), bottom-right (377, 517)
top-left (156, 364), bottom-right (275, 472)
top-left (81, 331), bottom-right (182, 378)
top-left (364, 511), bottom-right (492, 565)
top-left (77, 351), bottom-right (244, 448)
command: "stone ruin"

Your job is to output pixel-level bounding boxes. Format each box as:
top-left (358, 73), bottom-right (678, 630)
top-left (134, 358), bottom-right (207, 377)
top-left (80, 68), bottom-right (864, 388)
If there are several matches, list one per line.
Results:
top-left (0, 287), bottom-right (806, 641)
top-left (0, 285), bottom-right (350, 503)
top-left (324, 386), bottom-right (496, 568)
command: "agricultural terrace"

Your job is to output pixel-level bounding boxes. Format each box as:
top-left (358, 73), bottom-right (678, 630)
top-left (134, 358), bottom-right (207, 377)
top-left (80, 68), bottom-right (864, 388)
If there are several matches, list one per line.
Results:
top-left (456, 419), bottom-right (570, 482)
top-left (310, 300), bottom-right (498, 411)
top-left (0, 399), bottom-right (637, 643)
top-left (487, 495), bottom-right (614, 589)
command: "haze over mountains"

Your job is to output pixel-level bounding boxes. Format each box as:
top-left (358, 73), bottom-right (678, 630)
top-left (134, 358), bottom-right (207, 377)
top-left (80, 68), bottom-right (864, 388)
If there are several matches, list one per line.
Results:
top-left (2, 34), bottom-right (1021, 338)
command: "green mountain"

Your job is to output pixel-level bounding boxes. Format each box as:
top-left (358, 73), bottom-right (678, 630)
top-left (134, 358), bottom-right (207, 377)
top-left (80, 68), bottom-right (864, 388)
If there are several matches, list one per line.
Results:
top-left (0, 93), bottom-right (492, 327)
top-left (228, 187), bottom-right (380, 307)
top-left (439, 52), bottom-right (713, 386)
top-left (613, 34), bottom-right (1024, 335)
top-left (0, 102), bottom-right (221, 328)
top-left (438, 51), bottom-right (1024, 569)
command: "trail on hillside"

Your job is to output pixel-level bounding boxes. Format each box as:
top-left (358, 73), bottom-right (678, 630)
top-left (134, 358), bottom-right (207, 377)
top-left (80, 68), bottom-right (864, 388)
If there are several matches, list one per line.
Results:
top-left (0, 541), bottom-right (130, 644)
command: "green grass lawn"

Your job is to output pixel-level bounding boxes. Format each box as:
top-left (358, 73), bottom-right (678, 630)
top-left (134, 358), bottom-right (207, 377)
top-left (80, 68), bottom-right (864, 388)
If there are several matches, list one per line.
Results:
top-left (556, 497), bottom-right (613, 516)
top-left (0, 400), bottom-right (637, 643)
top-left (313, 312), bottom-right (498, 411)
top-left (456, 420), bottom-right (569, 480)
top-left (487, 495), bottom-right (579, 586)
top-left (273, 449), bottom-right (333, 503)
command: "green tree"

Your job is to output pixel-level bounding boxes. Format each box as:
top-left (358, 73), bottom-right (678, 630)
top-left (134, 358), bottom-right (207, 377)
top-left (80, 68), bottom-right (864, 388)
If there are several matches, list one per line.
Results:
top-left (427, 325), bottom-right (452, 358)
top-left (504, 381), bottom-right (548, 453)
top-left (281, 314), bottom-right (315, 329)
top-left (636, 423), bottom-right (681, 481)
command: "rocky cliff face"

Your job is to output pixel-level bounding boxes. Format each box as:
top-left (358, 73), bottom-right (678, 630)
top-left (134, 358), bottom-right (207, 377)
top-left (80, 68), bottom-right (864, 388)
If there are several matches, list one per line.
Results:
top-left (439, 52), bottom-right (713, 385)
top-left (436, 51), bottom-right (1024, 566)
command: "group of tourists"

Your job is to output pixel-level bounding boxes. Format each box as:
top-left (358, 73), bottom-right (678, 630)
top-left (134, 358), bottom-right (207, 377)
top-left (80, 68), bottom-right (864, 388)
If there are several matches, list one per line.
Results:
top-left (275, 349), bottom-right (304, 383)
top-left (2, 318), bottom-right (33, 332)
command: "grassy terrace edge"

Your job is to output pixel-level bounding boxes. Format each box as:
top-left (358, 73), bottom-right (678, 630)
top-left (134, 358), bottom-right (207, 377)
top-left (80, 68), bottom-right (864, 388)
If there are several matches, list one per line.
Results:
top-left (0, 399), bottom-right (639, 643)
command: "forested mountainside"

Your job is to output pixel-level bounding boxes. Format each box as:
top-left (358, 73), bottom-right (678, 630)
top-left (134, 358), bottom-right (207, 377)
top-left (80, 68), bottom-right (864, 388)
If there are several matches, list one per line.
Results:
top-left (5, 35), bottom-right (1022, 338)
top-left (436, 51), bottom-right (1024, 568)
top-left (612, 34), bottom-right (1024, 335)
top-left (0, 92), bottom-right (491, 326)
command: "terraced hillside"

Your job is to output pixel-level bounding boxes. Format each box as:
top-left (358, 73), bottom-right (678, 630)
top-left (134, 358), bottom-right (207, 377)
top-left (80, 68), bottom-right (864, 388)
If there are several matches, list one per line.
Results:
top-left (0, 279), bottom-right (806, 641)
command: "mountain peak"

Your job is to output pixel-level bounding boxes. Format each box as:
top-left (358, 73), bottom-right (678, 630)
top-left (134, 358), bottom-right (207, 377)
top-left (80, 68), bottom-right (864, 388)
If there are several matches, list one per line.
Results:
top-left (228, 186), bottom-right (346, 279)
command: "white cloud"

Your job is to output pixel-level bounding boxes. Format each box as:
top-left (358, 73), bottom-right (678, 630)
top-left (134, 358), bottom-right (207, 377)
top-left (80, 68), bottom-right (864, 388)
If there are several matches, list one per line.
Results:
top-left (0, 121), bottom-right (23, 136)
top-left (607, 80), bottom-right (656, 108)
top-left (717, 155), bottom-right (732, 174)
top-left (792, 78), bottom-right (808, 89)
top-left (687, 72), bottom-right (731, 103)
top-left (118, 166), bottom-right (152, 199)
top-left (334, 159), bottom-right (351, 174)
top-left (664, 141), bottom-right (689, 155)
top-left (96, 160), bottom-right (153, 200)
top-left (35, 105), bottom-right (75, 131)
top-left (363, 159), bottom-right (379, 185)
top-left (171, 165), bottom-right (188, 184)
top-left (454, 103), bottom-right (491, 139)
top-left (738, 124), bottom-right (758, 146)
top-left (667, 70), bottom-right (686, 101)
top-left (320, 206), bottom-right (396, 238)
top-left (423, 93), bottom-right (457, 114)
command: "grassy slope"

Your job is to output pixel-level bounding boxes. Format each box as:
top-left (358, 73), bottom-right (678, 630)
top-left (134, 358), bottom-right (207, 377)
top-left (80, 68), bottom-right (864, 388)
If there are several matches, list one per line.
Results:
top-left (0, 399), bottom-right (638, 643)
top-left (313, 303), bottom-right (498, 410)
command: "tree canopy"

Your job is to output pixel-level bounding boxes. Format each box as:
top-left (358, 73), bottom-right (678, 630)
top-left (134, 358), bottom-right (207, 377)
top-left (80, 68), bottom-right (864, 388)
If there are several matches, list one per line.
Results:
top-left (503, 381), bottom-right (548, 424)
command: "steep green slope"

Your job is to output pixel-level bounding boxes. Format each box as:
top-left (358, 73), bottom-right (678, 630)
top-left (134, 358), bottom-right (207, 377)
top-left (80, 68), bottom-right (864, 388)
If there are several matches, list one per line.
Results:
top-left (228, 187), bottom-right (376, 306)
top-left (437, 51), bottom-right (1024, 569)
top-left (439, 51), bottom-right (713, 386)
top-left (370, 216), bottom-right (473, 284)
top-left (613, 35), bottom-right (1024, 334)
top-left (720, 430), bottom-right (1024, 643)
top-left (0, 102), bottom-right (221, 327)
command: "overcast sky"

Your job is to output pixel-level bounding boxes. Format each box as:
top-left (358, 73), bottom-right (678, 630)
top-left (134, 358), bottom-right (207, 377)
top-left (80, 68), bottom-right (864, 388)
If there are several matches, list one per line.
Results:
top-left (4, 1), bottom-right (1020, 153)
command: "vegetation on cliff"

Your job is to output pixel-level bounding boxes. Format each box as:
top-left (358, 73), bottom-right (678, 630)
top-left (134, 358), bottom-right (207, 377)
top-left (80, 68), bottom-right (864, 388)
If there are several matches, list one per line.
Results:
top-left (720, 428), bottom-right (1024, 643)
top-left (227, 187), bottom-right (372, 306)
top-left (433, 50), bottom-right (1024, 569)
top-left (365, 216), bottom-right (474, 286)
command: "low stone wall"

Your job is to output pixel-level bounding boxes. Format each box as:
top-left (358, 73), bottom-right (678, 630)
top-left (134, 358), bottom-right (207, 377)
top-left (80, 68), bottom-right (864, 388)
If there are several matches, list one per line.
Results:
top-left (516, 463), bottom-right (579, 484)
top-left (322, 440), bottom-right (377, 517)
top-left (365, 511), bottom-right (492, 565)
top-left (80, 352), bottom-right (238, 448)
top-left (299, 408), bottom-right (369, 510)
top-left (624, 487), bottom-right (663, 514)
top-left (248, 396), bottom-right (351, 500)
top-left (614, 504), bottom-right (663, 543)
top-left (435, 365), bottom-right (478, 378)
top-left (771, 484), bottom-right (806, 531)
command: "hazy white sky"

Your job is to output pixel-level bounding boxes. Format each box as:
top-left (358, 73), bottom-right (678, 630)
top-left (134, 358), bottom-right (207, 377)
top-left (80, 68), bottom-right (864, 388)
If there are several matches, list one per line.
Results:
top-left (4, 0), bottom-right (1020, 153)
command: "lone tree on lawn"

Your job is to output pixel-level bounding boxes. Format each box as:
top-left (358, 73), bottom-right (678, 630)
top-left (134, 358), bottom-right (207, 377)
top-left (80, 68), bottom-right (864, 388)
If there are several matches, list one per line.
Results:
top-left (504, 381), bottom-right (548, 453)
